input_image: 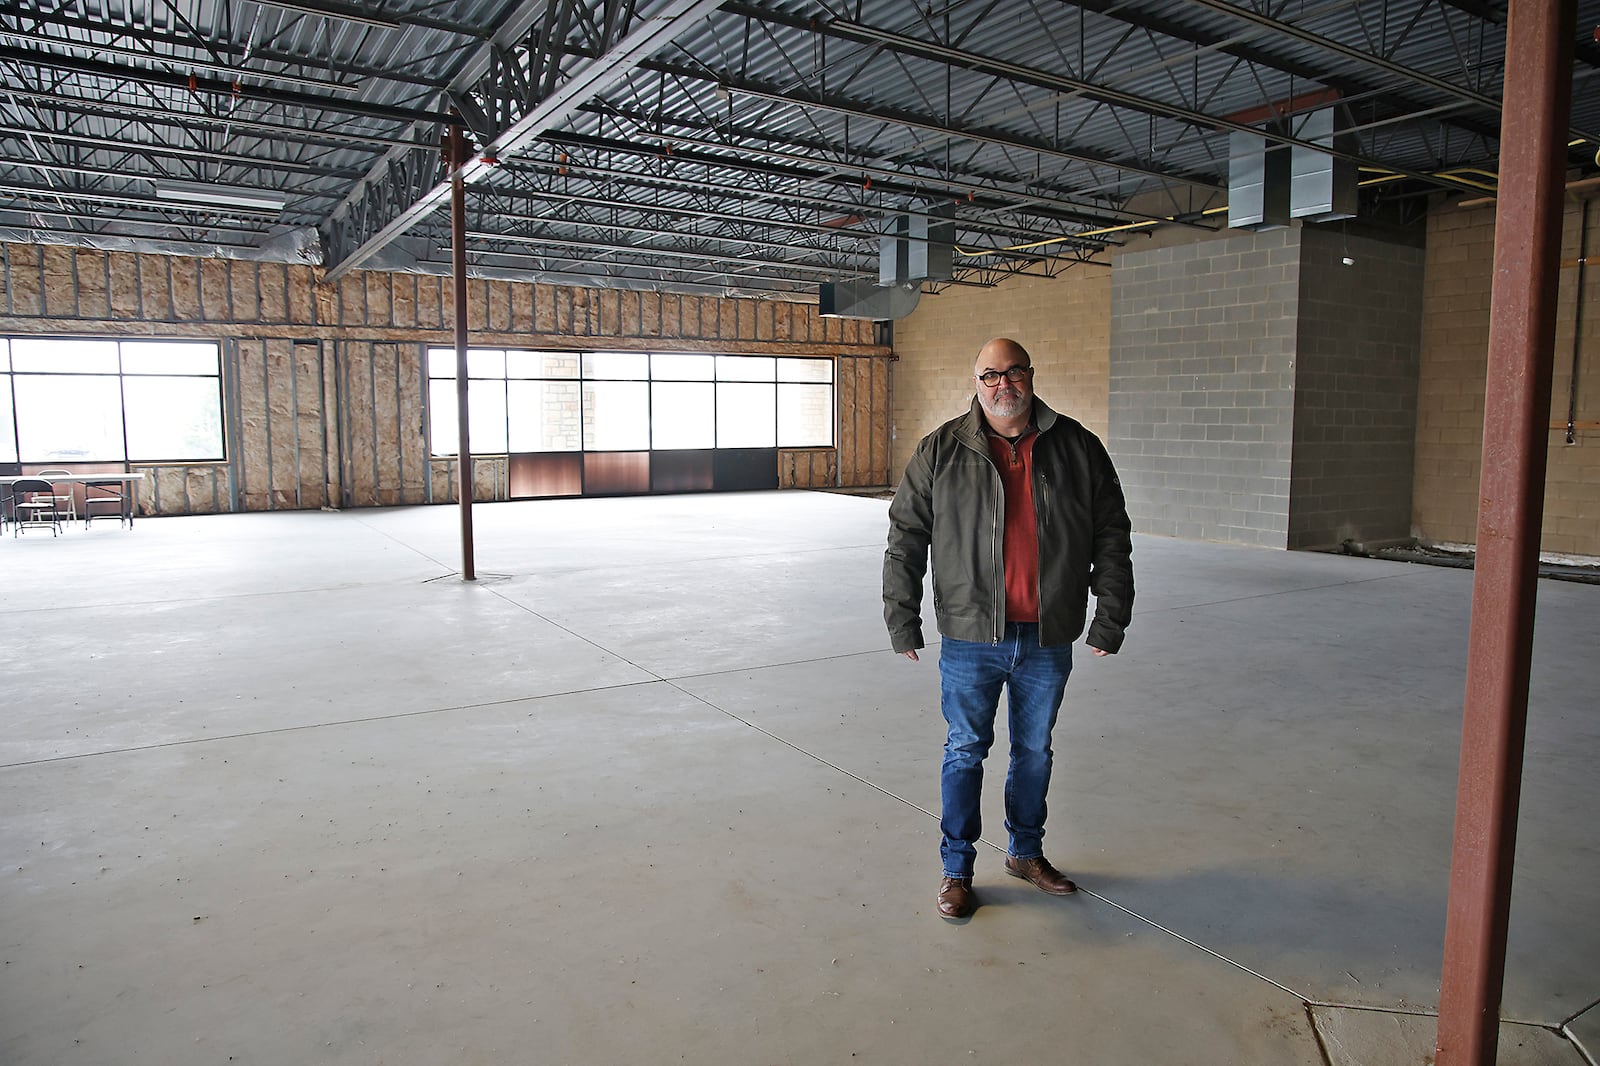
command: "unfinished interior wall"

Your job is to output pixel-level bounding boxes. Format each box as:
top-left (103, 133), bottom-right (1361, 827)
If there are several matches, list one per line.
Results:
top-left (0, 242), bottom-right (888, 514)
top-left (1111, 231), bottom-right (1301, 547)
top-left (1414, 199), bottom-right (1599, 557)
top-left (888, 206), bottom-right (1597, 560)
top-left (889, 267), bottom-right (1112, 478)
top-left (1289, 229), bottom-right (1425, 550)
top-left (835, 354), bottom-right (893, 487)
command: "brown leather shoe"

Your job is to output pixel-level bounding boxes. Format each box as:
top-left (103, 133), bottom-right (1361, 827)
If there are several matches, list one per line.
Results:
top-left (1004, 855), bottom-right (1077, 895)
top-left (937, 876), bottom-right (976, 919)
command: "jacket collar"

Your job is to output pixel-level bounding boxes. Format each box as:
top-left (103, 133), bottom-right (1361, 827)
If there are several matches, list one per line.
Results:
top-left (957, 395), bottom-right (1059, 448)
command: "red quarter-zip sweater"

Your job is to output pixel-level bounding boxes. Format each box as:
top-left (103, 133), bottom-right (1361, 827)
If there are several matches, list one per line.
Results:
top-left (985, 426), bottom-right (1040, 623)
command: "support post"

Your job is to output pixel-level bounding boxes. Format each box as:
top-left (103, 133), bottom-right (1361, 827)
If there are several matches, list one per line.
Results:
top-left (448, 122), bottom-right (476, 582)
top-left (1434, 2), bottom-right (1573, 1063)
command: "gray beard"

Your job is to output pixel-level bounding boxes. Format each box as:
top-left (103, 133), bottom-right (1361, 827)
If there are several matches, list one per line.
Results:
top-left (982, 391), bottom-right (1029, 419)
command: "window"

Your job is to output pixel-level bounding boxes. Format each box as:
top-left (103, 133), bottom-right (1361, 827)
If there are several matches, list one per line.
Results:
top-left (0, 337), bottom-right (224, 464)
top-left (426, 348), bottom-right (834, 457)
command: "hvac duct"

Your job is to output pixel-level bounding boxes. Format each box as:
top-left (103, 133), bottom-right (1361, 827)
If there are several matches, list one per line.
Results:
top-left (1290, 107), bottom-right (1358, 221)
top-left (818, 280), bottom-right (922, 320)
top-left (1228, 128), bottom-right (1291, 230)
top-left (880, 203), bottom-right (955, 284)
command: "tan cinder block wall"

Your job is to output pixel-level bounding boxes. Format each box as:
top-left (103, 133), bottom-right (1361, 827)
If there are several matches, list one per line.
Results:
top-left (1414, 201), bottom-right (1600, 557)
top-left (0, 242), bottom-right (889, 513)
top-left (889, 266), bottom-right (1112, 479)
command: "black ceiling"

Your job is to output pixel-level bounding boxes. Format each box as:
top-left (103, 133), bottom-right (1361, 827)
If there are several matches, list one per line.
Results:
top-left (3, 0), bottom-right (1597, 299)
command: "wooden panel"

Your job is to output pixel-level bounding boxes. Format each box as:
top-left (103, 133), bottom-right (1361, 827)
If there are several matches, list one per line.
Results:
top-left (583, 451), bottom-right (649, 494)
top-left (599, 289), bottom-right (620, 335)
top-left (509, 453), bottom-right (582, 497)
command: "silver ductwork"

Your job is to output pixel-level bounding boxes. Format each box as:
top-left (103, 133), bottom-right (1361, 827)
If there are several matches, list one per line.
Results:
top-left (1228, 127), bottom-right (1291, 230)
top-left (1290, 107), bottom-right (1358, 222)
top-left (1230, 105), bottom-right (1358, 230)
top-left (817, 279), bottom-right (922, 320)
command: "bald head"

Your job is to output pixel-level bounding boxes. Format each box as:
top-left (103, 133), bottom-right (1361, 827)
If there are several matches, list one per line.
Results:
top-left (974, 337), bottom-right (1030, 378)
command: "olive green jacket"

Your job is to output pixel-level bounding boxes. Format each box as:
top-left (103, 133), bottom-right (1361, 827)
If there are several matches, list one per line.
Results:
top-left (883, 396), bottom-right (1134, 654)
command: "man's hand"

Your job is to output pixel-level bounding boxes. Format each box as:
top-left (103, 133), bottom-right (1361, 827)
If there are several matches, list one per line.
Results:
top-left (1090, 647), bottom-right (1110, 658)
top-left (903, 649), bottom-right (920, 661)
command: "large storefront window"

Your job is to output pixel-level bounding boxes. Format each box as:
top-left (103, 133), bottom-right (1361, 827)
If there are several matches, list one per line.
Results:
top-left (0, 337), bottom-right (224, 464)
top-left (425, 349), bottom-right (835, 457)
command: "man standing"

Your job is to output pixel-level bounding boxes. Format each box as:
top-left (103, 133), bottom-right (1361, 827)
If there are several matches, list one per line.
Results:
top-left (883, 337), bottom-right (1134, 920)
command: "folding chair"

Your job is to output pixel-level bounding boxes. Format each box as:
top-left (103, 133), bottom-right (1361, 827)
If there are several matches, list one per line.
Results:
top-left (36, 470), bottom-right (77, 526)
top-left (10, 478), bottom-right (62, 536)
top-left (83, 479), bottom-right (129, 528)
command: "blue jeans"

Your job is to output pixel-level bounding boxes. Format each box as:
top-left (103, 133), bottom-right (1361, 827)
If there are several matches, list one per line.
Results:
top-left (937, 623), bottom-right (1073, 878)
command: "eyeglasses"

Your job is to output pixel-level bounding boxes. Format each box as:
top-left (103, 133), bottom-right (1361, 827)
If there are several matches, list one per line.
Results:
top-left (976, 366), bottom-right (1033, 386)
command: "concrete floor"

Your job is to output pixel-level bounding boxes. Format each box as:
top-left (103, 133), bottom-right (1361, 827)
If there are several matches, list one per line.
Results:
top-left (1, 491), bottom-right (1595, 1066)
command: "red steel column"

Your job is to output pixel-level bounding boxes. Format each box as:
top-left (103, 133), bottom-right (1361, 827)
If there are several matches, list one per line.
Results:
top-left (448, 122), bottom-right (476, 581)
top-left (1434, 2), bottom-right (1573, 1063)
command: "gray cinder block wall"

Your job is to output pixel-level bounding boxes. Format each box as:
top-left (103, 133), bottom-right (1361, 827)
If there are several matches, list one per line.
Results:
top-left (1290, 229), bottom-right (1425, 550)
top-left (1110, 227), bottom-right (1423, 550)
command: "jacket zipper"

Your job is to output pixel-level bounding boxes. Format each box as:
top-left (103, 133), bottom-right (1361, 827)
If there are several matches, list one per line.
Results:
top-left (1036, 471), bottom-right (1049, 642)
top-left (990, 461), bottom-right (1003, 643)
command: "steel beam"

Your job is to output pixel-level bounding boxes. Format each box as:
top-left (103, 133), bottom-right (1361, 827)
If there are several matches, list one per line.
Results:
top-left (1188, 0), bottom-right (1594, 145)
top-left (321, 0), bottom-right (724, 281)
top-left (1434, 2), bottom-right (1574, 1063)
top-left (638, 62), bottom-right (1215, 192)
top-left (0, 46), bottom-right (443, 126)
top-left (674, 19), bottom-right (1497, 201)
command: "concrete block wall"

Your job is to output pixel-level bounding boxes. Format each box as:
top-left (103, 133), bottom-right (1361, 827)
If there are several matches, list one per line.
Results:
top-left (1289, 229), bottom-right (1425, 549)
top-left (888, 267), bottom-right (1111, 477)
top-left (1109, 230), bottom-right (1300, 546)
top-left (1414, 201), bottom-right (1599, 556)
top-left (889, 205), bottom-right (1597, 560)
